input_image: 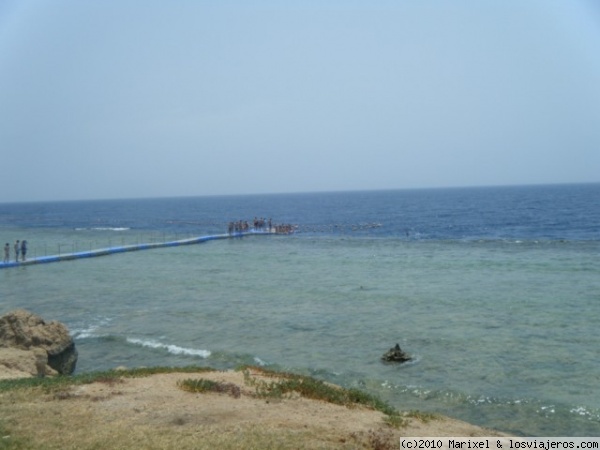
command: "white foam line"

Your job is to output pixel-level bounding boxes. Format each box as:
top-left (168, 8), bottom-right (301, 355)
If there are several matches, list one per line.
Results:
top-left (127, 338), bottom-right (211, 358)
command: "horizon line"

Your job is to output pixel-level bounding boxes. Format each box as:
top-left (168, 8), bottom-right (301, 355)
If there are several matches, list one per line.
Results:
top-left (1, 181), bottom-right (599, 205)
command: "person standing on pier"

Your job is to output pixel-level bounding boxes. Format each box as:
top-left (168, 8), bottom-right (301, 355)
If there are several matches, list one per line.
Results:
top-left (21, 240), bottom-right (27, 261)
top-left (14, 240), bottom-right (20, 263)
top-left (3, 243), bottom-right (8, 263)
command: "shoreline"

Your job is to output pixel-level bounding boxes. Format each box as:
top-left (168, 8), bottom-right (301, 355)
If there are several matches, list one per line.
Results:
top-left (0, 366), bottom-right (507, 449)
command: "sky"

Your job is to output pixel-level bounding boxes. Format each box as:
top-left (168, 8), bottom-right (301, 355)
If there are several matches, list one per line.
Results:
top-left (1, 1), bottom-right (599, 202)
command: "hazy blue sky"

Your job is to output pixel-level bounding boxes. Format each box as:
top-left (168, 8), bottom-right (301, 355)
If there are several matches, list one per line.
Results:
top-left (1, 1), bottom-right (599, 202)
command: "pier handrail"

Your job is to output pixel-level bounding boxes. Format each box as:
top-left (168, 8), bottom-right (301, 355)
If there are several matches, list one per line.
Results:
top-left (0, 230), bottom-right (272, 269)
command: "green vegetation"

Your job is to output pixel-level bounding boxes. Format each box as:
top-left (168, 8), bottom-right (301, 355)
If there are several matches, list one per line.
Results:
top-left (0, 422), bottom-right (32, 450)
top-left (239, 365), bottom-right (405, 425)
top-left (0, 366), bottom-right (216, 394)
top-left (404, 410), bottom-right (440, 423)
top-left (177, 378), bottom-right (241, 398)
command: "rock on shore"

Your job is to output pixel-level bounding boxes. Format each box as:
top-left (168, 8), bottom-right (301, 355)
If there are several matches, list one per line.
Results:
top-left (0, 309), bottom-right (77, 378)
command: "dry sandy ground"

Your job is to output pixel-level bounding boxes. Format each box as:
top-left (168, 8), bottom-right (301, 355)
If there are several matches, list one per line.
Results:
top-left (0, 369), bottom-right (507, 450)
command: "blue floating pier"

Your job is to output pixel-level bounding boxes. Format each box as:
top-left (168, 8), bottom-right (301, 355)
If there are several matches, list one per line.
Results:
top-left (0, 231), bottom-right (271, 269)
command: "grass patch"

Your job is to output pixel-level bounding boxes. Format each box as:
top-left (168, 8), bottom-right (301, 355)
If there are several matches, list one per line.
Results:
top-left (0, 422), bottom-right (32, 450)
top-left (240, 365), bottom-right (403, 423)
top-left (404, 410), bottom-right (440, 423)
top-left (177, 378), bottom-right (241, 398)
top-left (0, 366), bottom-right (216, 394)
top-left (384, 414), bottom-right (408, 428)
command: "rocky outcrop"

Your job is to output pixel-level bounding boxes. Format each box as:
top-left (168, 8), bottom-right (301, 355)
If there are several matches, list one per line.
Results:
top-left (381, 343), bottom-right (411, 363)
top-left (0, 347), bottom-right (52, 378)
top-left (0, 309), bottom-right (78, 378)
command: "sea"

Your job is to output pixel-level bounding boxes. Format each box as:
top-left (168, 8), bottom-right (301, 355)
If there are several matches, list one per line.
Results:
top-left (1, 183), bottom-right (599, 437)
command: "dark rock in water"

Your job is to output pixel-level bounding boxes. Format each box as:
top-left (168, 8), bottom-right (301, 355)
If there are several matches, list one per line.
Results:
top-left (47, 341), bottom-right (78, 375)
top-left (381, 343), bottom-right (411, 363)
top-left (0, 309), bottom-right (78, 376)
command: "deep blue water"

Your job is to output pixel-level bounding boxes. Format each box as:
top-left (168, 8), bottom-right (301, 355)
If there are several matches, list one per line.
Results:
top-left (1, 183), bottom-right (599, 436)
top-left (3, 183), bottom-right (597, 240)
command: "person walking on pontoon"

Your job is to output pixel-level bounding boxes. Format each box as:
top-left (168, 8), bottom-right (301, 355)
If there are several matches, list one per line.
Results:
top-left (3, 243), bottom-right (9, 263)
top-left (14, 240), bottom-right (20, 263)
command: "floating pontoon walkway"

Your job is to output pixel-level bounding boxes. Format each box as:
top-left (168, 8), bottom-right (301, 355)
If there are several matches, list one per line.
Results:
top-left (0, 231), bottom-right (271, 269)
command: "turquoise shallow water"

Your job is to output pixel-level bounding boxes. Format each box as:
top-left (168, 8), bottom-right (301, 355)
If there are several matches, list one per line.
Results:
top-left (1, 185), bottom-right (599, 436)
top-left (2, 232), bottom-right (599, 436)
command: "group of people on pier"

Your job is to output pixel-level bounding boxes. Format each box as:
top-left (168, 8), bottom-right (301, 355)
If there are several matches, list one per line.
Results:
top-left (3, 240), bottom-right (27, 263)
top-left (227, 218), bottom-right (296, 235)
